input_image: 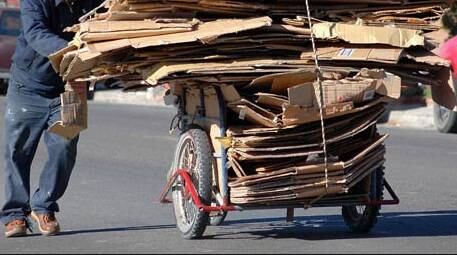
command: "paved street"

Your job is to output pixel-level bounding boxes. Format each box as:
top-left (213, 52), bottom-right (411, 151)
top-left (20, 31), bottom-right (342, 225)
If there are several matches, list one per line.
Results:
top-left (0, 97), bottom-right (456, 253)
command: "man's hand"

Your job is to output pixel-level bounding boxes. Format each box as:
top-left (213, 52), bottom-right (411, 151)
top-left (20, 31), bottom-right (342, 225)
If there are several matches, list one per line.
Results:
top-left (68, 31), bottom-right (83, 48)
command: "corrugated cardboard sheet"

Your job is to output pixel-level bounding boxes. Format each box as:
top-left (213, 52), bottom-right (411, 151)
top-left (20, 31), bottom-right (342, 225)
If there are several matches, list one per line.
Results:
top-left (49, 0), bottom-right (455, 113)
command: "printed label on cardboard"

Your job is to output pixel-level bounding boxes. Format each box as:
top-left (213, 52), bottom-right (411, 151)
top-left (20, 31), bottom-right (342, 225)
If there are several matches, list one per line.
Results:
top-left (339, 48), bottom-right (354, 57)
top-left (363, 90), bottom-right (376, 101)
top-left (239, 109), bottom-right (246, 120)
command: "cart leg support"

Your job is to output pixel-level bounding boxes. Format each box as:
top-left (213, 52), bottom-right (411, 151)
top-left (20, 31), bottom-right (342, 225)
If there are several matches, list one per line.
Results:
top-left (160, 169), bottom-right (238, 212)
top-left (286, 208), bottom-right (295, 222)
top-left (366, 179), bottom-right (400, 206)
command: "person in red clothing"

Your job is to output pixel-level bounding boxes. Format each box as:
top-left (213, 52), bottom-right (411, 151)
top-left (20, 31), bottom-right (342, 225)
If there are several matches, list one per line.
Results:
top-left (439, 36), bottom-right (457, 76)
top-left (439, 2), bottom-right (457, 75)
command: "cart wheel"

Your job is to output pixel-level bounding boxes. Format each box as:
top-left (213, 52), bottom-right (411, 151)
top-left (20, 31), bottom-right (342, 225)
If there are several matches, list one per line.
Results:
top-left (433, 74), bottom-right (457, 134)
top-left (209, 210), bottom-right (227, 226)
top-left (172, 128), bottom-right (212, 239)
top-left (342, 166), bottom-right (384, 234)
top-left (433, 103), bottom-right (457, 134)
top-left (0, 79), bottom-right (8, 95)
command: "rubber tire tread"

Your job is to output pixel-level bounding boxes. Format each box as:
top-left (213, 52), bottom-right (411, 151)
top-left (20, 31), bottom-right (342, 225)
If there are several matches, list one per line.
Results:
top-left (172, 128), bottom-right (212, 239)
top-left (209, 212), bottom-right (227, 226)
top-left (342, 167), bottom-right (385, 234)
top-left (433, 103), bottom-right (457, 133)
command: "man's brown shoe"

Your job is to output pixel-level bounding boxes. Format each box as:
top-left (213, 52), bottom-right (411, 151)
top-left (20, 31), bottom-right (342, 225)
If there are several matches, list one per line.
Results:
top-left (5, 219), bottom-right (27, 238)
top-left (31, 211), bottom-right (60, 236)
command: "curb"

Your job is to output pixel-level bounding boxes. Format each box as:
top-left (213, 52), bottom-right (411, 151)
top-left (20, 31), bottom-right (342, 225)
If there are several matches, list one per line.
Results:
top-left (385, 104), bottom-right (435, 130)
top-left (92, 89), bottom-right (436, 130)
top-left (92, 87), bottom-right (168, 107)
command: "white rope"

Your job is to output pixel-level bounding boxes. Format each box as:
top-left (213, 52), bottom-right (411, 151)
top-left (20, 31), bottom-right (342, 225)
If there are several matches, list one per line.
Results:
top-left (79, 0), bottom-right (109, 22)
top-left (304, 0), bottom-right (330, 191)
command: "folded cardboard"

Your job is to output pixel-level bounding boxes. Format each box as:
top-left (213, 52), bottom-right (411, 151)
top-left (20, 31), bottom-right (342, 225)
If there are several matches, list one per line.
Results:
top-left (222, 69), bottom-right (400, 128)
top-left (312, 22), bottom-right (425, 48)
top-left (300, 46), bottom-right (404, 64)
top-left (88, 16), bottom-right (273, 52)
top-left (229, 135), bottom-right (388, 204)
top-left (256, 93), bottom-right (289, 111)
top-left (69, 19), bottom-right (199, 33)
top-left (48, 82), bottom-right (88, 140)
top-left (228, 103), bottom-right (384, 149)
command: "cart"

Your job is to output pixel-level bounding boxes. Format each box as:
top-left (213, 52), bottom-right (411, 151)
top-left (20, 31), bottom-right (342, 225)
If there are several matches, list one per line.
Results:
top-left (159, 84), bottom-right (400, 239)
top-left (159, 3), bottom-right (399, 237)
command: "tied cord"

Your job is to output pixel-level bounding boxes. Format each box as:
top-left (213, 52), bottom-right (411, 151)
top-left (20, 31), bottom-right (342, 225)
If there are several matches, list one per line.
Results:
top-left (304, 0), bottom-right (330, 204)
top-left (79, 0), bottom-right (109, 23)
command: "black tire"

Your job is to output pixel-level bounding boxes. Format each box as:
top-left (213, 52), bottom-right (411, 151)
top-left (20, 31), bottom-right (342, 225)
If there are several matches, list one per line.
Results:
top-left (171, 128), bottom-right (212, 239)
top-left (433, 103), bottom-right (457, 133)
top-left (209, 211), bottom-right (227, 226)
top-left (377, 108), bottom-right (391, 124)
top-left (0, 79), bottom-right (7, 95)
top-left (342, 167), bottom-right (384, 234)
top-left (86, 83), bottom-right (95, 100)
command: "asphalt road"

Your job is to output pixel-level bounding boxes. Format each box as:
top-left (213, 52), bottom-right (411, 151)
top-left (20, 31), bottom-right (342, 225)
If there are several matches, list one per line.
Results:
top-left (0, 97), bottom-right (456, 254)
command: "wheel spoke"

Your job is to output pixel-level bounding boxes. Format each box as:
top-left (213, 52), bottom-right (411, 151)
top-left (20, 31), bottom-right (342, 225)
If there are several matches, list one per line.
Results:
top-left (172, 129), bottom-right (212, 239)
top-left (173, 137), bottom-right (201, 230)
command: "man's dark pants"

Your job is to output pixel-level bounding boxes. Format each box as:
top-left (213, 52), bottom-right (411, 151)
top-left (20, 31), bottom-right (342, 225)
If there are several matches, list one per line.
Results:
top-left (0, 79), bottom-right (78, 224)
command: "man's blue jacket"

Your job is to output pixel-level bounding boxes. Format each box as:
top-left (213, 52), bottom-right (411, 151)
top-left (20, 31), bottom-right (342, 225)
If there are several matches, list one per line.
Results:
top-left (11, 0), bottom-right (102, 97)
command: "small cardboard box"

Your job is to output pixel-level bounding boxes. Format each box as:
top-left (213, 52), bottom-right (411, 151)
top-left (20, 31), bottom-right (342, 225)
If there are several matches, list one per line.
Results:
top-left (288, 69), bottom-right (401, 109)
top-left (320, 79), bottom-right (378, 106)
top-left (48, 82), bottom-right (88, 140)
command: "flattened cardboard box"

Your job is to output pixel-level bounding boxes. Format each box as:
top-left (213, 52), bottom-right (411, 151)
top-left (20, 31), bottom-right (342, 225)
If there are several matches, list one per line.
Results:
top-left (54, 17), bottom-right (274, 82)
top-left (230, 155), bottom-right (385, 203)
top-left (229, 129), bottom-right (376, 162)
top-left (229, 103), bottom-right (384, 151)
top-left (228, 135), bottom-right (388, 203)
top-left (229, 135), bottom-right (388, 188)
top-left (88, 16), bottom-right (273, 53)
top-left (312, 22), bottom-right (425, 48)
top-left (229, 106), bottom-right (383, 151)
top-left (300, 46), bottom-right (404, 64)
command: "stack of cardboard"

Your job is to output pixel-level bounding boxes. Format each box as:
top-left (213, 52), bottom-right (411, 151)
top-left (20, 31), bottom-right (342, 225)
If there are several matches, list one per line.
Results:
top-left (51, 0), bottom-right (456, 205)
top-left (50, 0), bottom-right (451, 89)
top-left (228, 134), bottom-right (387, 204)
top-left (221, 68), bottom-right (400, 127)
top-left (221, 68), bottom-right (399, 204)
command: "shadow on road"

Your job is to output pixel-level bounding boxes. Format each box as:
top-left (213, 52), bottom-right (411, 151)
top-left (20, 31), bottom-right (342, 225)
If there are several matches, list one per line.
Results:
top-left (203, 210), bottom-right (457, 240)
top-left (33, 210), bottom-right (457, 240)
top-left (57, 224), bottom-right (176, 236)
